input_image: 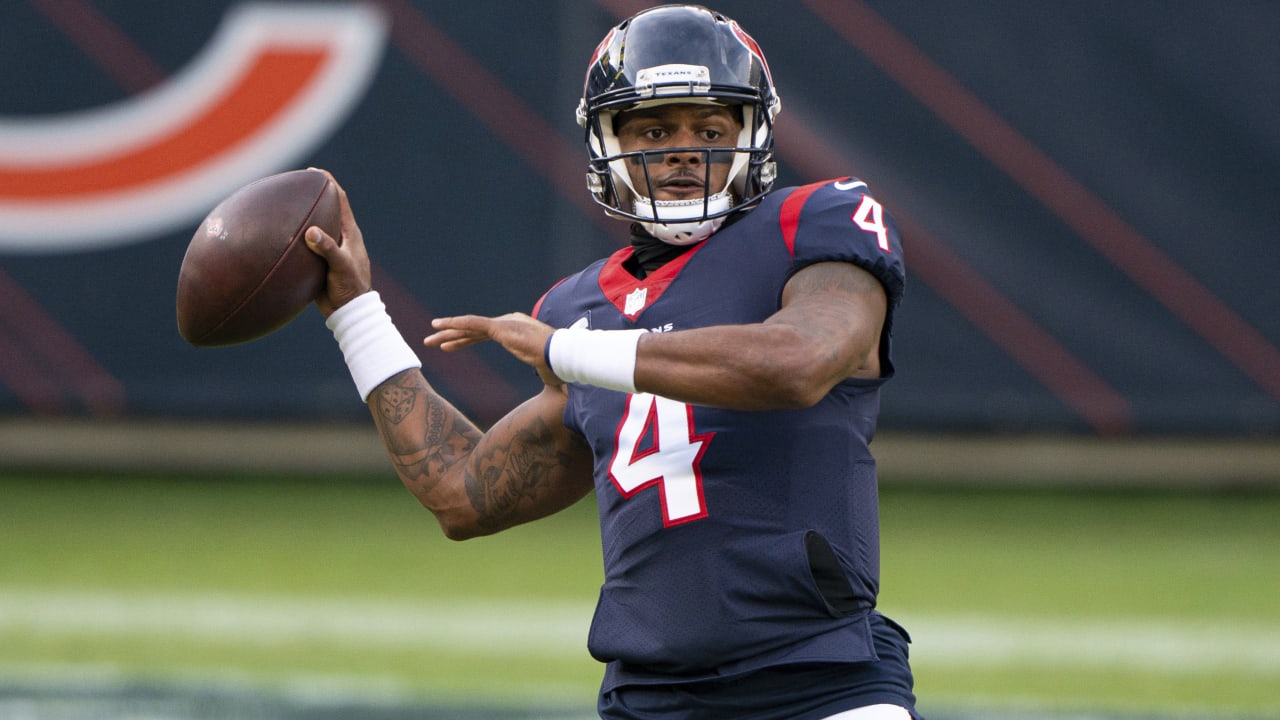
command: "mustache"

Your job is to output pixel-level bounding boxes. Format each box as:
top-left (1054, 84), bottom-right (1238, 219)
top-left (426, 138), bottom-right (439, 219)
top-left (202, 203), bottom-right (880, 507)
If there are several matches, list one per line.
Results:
top-left (659, 169), bottom-right (706, 184)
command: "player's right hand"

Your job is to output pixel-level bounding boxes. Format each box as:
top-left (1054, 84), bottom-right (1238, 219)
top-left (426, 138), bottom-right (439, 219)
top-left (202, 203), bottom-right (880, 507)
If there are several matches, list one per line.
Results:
top-left (303, 168), bottom-right (372, 318)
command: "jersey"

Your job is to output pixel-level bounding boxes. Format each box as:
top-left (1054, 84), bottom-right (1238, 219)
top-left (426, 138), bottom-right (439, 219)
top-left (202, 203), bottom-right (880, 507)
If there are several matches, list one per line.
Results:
top-left (533, 177), bottom-right (907, 694)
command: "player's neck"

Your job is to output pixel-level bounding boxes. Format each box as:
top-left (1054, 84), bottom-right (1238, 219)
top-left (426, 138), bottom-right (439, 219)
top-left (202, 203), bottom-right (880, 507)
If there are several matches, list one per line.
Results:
top-left (626, 225), bottom-right (695, 279)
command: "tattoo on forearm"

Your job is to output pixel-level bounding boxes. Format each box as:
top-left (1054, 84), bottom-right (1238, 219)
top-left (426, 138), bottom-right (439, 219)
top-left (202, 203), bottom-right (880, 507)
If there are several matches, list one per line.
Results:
top-left (377, 384), bottom-right (416, 425)
top-left (370, 371), bottom-right (584, 532)
top-left (371, 373), bottom-right (480, 495)
top-left (464, 416), bottom-right (567, 529)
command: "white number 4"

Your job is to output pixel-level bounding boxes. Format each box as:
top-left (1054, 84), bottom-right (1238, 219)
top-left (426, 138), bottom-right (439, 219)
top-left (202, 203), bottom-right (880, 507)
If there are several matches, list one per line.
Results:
top-left (608, 393), bottom-right (713, 527)
top-left (852, 195), bottom-right (891, 252)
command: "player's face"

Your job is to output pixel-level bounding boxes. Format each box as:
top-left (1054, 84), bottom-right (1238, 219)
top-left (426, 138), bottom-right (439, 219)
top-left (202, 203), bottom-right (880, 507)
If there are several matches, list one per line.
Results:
top-left (613, 103), bottom-right (743, 203)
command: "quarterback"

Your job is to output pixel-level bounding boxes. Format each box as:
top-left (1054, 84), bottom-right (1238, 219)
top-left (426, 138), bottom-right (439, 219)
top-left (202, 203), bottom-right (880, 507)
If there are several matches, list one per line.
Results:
top-left (307, 5), bottom-right (921, 719)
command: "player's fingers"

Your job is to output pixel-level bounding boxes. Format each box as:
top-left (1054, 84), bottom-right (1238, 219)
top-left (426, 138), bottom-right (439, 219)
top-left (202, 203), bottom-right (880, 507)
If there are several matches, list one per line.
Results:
top-left (424, 323), bottom-right (488, 346)
top-left (308, 167), bottom-right (361, 250)
top-left (424, 331), bottom-right (486, 351)
top-left (307, 166), bottom-right (346, 207)
top-left (430, 315), bottom-right (495, 333)
top-left (304, 226), bottom-right (339, 258)
top-left (422, 329), bottom-right (456, 347)
top-left (305, 227), bottom-right (361, 281)
top-left (440, 337), bottom-right (485, 352)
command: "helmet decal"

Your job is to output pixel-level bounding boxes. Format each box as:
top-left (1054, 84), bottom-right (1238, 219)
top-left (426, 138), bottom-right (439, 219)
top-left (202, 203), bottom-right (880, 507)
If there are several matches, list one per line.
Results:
top-left (584, 27), bottom-right (617, 88)
top-left (729, 21), bottom-right (774, 93)
top-left (634, 65), bottom-right (712, 98)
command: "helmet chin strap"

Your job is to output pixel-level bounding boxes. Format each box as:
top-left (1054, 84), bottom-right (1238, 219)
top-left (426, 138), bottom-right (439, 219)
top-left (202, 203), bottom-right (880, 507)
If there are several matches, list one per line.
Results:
top-left (633, 191), bottom-right (733, 245)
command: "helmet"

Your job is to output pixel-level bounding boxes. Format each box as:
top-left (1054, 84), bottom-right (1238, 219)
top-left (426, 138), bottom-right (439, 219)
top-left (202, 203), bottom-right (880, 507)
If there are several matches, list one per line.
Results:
top-left (577, 5), bottom-right (781, 245)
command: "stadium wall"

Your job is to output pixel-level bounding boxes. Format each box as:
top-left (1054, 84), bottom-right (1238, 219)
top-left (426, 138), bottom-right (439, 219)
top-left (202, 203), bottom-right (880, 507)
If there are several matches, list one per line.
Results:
top-left (1, 0), bottom-right (1277, 439)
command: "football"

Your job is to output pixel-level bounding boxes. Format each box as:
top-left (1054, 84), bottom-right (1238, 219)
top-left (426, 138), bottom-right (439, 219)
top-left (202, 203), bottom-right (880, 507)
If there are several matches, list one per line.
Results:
top-left (176, 169), bottom-right (339, 346)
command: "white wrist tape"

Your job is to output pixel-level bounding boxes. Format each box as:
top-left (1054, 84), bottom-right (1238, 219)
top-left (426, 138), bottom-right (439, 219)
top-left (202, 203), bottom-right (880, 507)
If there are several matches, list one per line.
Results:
top-left (325, 291), bottom-right (421, 402)
top-left (546, 327), bottom-right (646, 393)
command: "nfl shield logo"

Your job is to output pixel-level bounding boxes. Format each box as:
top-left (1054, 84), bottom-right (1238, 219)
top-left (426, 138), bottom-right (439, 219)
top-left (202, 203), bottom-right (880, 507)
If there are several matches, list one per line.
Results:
top-left (624, 287), bottom-right (648, 317)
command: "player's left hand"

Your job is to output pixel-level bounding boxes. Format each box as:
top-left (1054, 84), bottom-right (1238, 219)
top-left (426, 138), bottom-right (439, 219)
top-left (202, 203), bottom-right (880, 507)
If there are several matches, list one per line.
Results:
top-left (426, 313), bottom-right (561, 387)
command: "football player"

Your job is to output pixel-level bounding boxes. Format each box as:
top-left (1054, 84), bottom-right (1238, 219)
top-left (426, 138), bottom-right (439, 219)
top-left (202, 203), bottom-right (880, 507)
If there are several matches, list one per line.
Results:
top-left (307, 5), bottom-right (920, 719)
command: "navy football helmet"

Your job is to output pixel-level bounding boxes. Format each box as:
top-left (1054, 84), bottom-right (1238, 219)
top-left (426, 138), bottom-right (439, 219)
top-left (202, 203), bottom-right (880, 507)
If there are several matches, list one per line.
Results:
top-left (577, 5), bottom-right (781, 244)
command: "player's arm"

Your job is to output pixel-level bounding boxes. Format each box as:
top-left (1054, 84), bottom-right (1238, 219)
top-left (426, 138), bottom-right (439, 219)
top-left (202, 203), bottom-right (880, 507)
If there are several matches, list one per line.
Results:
top-left (303, 170), bottom-right (593, 539)
top-left (366, 372), bottom-right (594, 539)
top-left (635, 260), bottom-right (887, 409)
top-left (427, 260), bottom-right (887, 411)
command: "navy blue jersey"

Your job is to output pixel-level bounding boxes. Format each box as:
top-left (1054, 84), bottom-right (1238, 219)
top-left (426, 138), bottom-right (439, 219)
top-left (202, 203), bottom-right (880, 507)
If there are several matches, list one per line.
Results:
top-left (534, 178), bottom-right (906, 692)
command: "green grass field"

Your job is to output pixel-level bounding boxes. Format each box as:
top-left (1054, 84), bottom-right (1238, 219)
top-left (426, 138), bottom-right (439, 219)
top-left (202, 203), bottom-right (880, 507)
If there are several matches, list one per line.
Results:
top-left (1, 469), bottom-right (1277, 718)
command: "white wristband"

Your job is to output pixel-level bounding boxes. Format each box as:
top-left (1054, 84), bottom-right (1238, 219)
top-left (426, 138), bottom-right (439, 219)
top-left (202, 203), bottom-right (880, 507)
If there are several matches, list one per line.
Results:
top-left (325, 291), bottom-right (422, 402)
top-left (546, 327), bottom-right (646, 393)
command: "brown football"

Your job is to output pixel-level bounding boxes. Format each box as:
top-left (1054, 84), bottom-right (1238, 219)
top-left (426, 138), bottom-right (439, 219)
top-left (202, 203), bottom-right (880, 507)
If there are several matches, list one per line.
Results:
top-left (176, 169), bottom-right (339, 346)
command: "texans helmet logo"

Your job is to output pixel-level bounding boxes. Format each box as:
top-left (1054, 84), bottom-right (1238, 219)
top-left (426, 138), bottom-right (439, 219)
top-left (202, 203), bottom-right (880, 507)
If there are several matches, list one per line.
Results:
top-left (0, 3), bottom-right (387, 254)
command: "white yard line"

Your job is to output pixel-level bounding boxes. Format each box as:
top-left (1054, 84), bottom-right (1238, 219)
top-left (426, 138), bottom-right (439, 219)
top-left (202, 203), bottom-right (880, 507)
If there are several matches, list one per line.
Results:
top-left (898, 613), bottom-right (1280, 674)
top-left (0, 589), bottom-right (589, 657)
top-left (2, 589), bottom-right (1279, 674)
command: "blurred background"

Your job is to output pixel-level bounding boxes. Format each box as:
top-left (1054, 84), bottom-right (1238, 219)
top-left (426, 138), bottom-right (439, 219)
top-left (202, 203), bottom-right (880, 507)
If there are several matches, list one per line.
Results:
top-left (3, 0), bottom-right (1279, 437)
top-left (1, 1), bottom-right (1277, 718)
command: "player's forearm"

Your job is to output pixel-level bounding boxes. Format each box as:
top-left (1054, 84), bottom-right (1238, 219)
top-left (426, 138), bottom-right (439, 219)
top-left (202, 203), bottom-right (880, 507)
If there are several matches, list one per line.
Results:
top-left (368, 371), bottom-right (593, 539)
top-left (550, 263), bottom-right (883, 409)
top-left (367, 370), bottom-right (485, 534)
top-left (451, 389), bottom-right (596, 537)
top-left (633, 323), bottom-right (843, 410)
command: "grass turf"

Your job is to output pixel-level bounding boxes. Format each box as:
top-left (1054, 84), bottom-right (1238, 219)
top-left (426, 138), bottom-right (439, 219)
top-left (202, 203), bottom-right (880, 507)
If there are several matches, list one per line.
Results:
top-left (1, 470), bottom-right (1277, 716)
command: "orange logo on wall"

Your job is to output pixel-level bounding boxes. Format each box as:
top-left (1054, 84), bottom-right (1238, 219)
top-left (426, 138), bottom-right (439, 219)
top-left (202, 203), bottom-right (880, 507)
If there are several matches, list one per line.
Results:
top-left (0, 3), bottom-right (387, 254)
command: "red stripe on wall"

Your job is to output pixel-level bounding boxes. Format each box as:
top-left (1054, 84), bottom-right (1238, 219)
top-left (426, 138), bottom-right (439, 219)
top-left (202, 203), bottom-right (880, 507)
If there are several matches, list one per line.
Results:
top-left (28, 0), bottom-right (167, 94)
top-left (898, 218), bottom-right (1134, 435)
top-left (805, 0), bottom-right (1280, 402)
top-left (595, 0), bottom-right (1133, 434)
top-left (0, 320), bottom-right (65, 415)
top-left (0, 267), bottom-right (125, 416)
top-left (371, 264), bottom-right (523, 423)
top-left (376, 0), bottom-right (611, 233)
top-left (775, 108), bottom-right (1134, 434)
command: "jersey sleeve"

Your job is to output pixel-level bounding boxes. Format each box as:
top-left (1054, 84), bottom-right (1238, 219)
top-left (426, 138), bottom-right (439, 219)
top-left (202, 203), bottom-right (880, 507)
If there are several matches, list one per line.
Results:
top-left (530, 276), bottom-right (570, 322)
top-left (530, 259), bottom-right (607, 329)
top-left (778, 177), bottom-right (906, 311)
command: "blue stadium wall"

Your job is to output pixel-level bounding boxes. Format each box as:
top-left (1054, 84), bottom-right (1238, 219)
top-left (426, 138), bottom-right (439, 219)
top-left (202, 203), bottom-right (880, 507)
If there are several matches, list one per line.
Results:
top-left (1, 0), bottom-right (1277, 437)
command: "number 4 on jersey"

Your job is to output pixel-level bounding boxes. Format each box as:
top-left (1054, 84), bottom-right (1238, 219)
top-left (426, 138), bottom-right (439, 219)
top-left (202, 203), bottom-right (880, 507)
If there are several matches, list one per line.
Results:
top-left (852, 195), bottom-right (891, 252)
top-left (609, 393), bottom-right (713, 527)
